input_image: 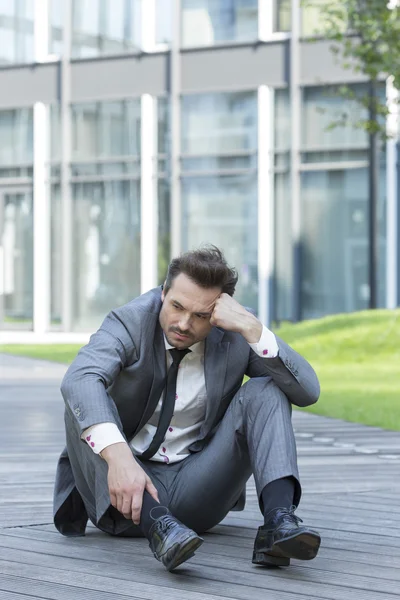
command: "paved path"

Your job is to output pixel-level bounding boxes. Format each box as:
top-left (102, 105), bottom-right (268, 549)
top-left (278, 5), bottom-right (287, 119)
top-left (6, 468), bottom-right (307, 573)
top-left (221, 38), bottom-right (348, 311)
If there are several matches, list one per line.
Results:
top-left (0, 353), bottom-right (399, 600)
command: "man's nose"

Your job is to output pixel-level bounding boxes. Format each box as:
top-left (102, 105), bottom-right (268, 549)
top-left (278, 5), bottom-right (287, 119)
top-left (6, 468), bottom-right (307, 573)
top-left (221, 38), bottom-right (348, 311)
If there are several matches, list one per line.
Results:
top-left (178, 314), bottom-right (191, 331)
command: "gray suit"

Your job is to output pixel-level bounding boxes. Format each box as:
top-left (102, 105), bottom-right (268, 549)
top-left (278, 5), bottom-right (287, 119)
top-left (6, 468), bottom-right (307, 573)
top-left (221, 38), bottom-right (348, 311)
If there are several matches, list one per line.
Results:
top-left (54, 287), bottom-right (320, 536)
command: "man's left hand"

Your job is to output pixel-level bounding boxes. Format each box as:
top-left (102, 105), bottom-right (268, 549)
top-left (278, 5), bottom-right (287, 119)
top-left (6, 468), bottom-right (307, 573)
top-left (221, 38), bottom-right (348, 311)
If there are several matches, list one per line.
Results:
top-left (210, 293), bottom-right (263, 344)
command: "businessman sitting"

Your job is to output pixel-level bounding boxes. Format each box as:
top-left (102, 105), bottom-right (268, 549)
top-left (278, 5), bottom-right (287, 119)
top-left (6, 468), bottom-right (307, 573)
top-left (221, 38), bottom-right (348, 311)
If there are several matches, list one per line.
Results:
top-left (54, 245), bottom-right (321, 571)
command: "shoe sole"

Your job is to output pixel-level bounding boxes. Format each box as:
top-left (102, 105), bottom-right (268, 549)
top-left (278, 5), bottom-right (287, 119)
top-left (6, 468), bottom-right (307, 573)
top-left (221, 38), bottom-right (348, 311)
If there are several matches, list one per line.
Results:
top-left (252, 531), bottom-right (321, 567)
top-left (162, 534), bottom-right (204, 572)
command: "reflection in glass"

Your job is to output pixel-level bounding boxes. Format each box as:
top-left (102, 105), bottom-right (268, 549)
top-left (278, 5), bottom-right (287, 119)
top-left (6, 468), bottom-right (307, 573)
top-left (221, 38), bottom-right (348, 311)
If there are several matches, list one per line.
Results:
top-left (182, 92), bottom-right (257, 155)
top-left (274, 172), bottom-right (291, 322)
top-left (0, 190), bottom-right (33, 330)
top-left (275, 0), bottom-right (291, 32)
top-left (182, 175), bottom-right (258, 310)
top-left (300, 168), bottom-right (386, 319)
top-left (72, 181), bottom-right (141, 331)
top-left (302, 86), bottom-right (368, 150)
top-left (71, 0), bottom-right (141, 58)
top-left (71, 100), bottom-right (141, 160)
top-left (0, 0), bottom-right (34, 64)
top-left (0, 108), bottom-right (33, 166)
top-left (156, 0), bottom-right (173, 44)
top-left (181, 0), bottom-right (258, 47)
top-left (50, 185), bottom-right (62, 326)
top-left (158, 179), bottom-right (170, 285)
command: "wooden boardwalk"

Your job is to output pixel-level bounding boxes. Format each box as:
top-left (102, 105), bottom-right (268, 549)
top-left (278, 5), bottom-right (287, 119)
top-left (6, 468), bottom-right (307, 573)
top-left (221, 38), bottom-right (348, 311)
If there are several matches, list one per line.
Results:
top-left (0, 353), bottom-right (399, 600)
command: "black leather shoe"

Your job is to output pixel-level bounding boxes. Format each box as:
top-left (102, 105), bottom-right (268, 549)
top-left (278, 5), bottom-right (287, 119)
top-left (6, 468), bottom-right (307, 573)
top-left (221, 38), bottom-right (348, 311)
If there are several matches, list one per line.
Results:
top-left (149, 514), bottom-right (203, 571)
top-left (252, 507), bottom-right (321, 567)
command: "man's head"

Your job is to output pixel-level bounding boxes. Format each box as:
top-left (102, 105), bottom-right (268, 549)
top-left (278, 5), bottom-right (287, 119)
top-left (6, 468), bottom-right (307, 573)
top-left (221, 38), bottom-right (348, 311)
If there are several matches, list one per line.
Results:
top-left (159, 245), bottom-right (238, 349)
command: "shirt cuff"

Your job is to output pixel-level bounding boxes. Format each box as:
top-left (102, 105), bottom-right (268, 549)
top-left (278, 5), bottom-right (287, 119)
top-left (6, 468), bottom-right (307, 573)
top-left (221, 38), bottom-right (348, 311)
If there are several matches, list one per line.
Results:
top-left (248, 325), bottom-right (279, 358)
top-left (81, 422), bottom-right (126, 455)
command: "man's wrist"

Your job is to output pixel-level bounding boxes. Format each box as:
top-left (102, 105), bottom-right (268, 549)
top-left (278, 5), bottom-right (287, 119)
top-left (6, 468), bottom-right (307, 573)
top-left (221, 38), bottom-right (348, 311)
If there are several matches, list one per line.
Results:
top-left (100, 442), bottom-right (132, 464)
top-left (240, 314), bottom-right (263, 344)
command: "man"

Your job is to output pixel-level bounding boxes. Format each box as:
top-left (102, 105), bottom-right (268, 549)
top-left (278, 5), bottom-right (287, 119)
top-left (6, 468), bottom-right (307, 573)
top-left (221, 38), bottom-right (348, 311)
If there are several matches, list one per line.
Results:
top-left (54, 246), bottom-right (321, 572)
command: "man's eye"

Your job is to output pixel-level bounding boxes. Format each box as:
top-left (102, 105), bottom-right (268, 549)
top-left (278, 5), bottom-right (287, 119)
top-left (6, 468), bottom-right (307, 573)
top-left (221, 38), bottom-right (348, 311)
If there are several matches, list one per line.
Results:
top-left (196, 314), bottom-right (207, 320)
top-left (173, 304), bottom-right (182, 310)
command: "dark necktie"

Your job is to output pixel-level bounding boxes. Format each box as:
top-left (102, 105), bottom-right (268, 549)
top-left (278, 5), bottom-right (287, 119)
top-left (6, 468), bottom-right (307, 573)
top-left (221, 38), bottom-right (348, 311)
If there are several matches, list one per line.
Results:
top-left (140, 348), bottom-right (191, 460)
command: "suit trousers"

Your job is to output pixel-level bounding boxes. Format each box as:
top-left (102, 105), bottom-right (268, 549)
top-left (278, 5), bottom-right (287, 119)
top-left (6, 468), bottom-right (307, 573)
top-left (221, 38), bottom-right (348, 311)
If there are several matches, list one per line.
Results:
top-left (64, 377), bottom-right (301, 536)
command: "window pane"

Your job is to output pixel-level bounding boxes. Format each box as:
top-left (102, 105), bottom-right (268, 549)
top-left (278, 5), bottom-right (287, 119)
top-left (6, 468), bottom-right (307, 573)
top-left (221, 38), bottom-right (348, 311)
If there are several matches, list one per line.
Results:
top-left (275, 0), bottom-right (291, 32)
top-left (0, 190), bottom-right (33, 330)
top-left (51, 184), bottom-right (62, 326)
top-left (0, 108), bottom-right (33, 166)
top-left (182, 92), bottom-right (257, 155)
top-left (274, 171), bottom-right (292, 322)
top-left (181, 0), bottom-right (258, 47)
top-left (71, 100), bottom-right (141, 160)
top-left (156, 0), bottom-right (172, 44)
top-left (300, 168), bottom-right (387, 319)
top-left (0, 0), bottom-right (34, 64)
top-left (72, 181), bottom-right (141, 331)
top-left (71, 0), bottom-right (141, 58)
top-left (302, 86), bottom-right (369, 150)
top-left (182, 175), bottom-right (258, 310)
top-left (49, 0), bottom-right (64, 55)
top-left (158, 179), bottom-right (170, 285)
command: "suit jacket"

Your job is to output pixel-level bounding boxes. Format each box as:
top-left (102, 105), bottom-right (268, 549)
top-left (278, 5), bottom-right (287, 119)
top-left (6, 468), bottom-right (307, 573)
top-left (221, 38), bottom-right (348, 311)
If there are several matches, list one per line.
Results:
top-left (53, 286), bottom-right (320, 533)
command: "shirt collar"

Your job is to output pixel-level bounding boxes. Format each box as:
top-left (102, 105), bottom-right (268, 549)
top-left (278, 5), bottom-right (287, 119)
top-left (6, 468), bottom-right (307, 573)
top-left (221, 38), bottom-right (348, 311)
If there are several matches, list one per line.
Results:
top-left (163, 334), bottom-right (204, 355)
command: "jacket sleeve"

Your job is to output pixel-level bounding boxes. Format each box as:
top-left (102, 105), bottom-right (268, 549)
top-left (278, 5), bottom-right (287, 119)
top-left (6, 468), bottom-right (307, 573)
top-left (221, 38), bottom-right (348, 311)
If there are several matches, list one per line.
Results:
top-left (245, 334), bottom-right (320, 407)
top-left (60, 310), bottom-right (138, 435)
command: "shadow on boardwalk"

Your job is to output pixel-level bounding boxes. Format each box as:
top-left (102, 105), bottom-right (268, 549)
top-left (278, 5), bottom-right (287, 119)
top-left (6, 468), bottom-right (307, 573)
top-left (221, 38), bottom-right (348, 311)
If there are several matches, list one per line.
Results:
top-left (0, 353), bottom-right (399, 600)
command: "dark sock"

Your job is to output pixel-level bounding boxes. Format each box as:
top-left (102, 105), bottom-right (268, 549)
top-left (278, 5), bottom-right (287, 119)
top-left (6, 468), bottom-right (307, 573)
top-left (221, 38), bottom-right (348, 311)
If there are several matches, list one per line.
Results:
top-left (260, 477), bottom-right (296, 523)
top-left (139, 491), bottom-right (169, 538)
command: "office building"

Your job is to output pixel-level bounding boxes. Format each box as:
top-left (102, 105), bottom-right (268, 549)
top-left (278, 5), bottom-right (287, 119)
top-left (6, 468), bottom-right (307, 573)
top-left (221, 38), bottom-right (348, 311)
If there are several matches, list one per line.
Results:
top-left (0, 0), bottom-right (398, 341)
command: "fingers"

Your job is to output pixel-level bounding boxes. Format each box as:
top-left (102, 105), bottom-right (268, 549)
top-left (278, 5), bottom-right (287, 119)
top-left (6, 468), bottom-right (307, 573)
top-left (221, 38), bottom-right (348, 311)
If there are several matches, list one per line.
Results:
top-left (131, 486), bottom-right (143, 525)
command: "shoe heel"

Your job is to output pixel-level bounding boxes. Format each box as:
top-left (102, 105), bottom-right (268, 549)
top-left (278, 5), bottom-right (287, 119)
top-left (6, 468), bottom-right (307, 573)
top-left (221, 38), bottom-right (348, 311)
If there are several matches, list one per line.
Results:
top-left (252, 552), bottom-right (290, 567)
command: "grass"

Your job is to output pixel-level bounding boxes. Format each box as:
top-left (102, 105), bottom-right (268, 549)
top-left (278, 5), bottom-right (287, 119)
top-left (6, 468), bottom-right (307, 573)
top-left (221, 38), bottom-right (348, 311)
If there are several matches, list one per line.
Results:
top-left (1, 309), bottom-right (399, 430)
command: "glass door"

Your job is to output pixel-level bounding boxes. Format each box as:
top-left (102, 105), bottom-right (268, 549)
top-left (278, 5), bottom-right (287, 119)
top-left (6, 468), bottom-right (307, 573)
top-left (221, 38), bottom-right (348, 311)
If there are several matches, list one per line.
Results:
top-left (0, 188), bottom-right (34, 330)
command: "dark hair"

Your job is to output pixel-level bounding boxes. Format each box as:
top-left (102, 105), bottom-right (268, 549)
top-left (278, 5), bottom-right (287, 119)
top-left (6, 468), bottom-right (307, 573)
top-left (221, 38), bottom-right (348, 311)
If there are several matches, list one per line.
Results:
top-left (164, 245), bottom-right (238, 296)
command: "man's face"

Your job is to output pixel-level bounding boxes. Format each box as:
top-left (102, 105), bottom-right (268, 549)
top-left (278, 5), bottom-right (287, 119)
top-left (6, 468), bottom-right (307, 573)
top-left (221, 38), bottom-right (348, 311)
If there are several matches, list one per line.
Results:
top-left (159, 273), bottom-right (221, 349)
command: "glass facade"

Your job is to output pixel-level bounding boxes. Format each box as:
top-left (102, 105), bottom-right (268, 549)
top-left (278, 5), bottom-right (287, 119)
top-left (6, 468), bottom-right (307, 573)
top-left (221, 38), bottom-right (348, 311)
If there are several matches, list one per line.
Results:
top-left (0, 2), bottom-right (397, 335)
top-left (275, 0), bottom-right (291, 32)
top-left (0, 0), bottom-right (34, 64)
top-left (69, 99), bottom-right (142, 331)
top-left (181, 92), bottom-right (258, 310)
top-left (300, 85), bottom-right (387, 319)
top-left (157, 97), bottom-right (171, 284)
top-left (181, 0), bottom-right (258, 47)
top-left (71, 0), bottom-right (141, 58)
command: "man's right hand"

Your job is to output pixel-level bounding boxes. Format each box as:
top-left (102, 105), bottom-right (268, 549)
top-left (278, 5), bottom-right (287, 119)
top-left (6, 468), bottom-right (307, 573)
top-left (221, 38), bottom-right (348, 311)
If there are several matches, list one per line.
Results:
top-left (101, 442), bottom-right (159, 524)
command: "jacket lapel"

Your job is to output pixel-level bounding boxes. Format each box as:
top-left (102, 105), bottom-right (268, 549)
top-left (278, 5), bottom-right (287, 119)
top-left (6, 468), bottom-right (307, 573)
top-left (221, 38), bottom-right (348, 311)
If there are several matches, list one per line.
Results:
top-left (200, 327), bottom-right (230, 439)
top-left (134, 319), bottom-right (167, 435)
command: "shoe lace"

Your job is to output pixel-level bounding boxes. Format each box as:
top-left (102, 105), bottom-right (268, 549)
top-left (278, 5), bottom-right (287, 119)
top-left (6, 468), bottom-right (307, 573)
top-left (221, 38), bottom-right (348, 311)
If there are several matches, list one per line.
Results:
top-left (155, 514), bottom-right (179, 534)
top-left (265, 506), bottom-right (303, 531)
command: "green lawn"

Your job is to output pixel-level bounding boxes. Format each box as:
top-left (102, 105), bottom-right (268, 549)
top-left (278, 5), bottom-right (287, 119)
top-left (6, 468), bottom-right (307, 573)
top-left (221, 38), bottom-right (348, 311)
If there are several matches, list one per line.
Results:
top-left (1, 309), bottom-right (399, 430)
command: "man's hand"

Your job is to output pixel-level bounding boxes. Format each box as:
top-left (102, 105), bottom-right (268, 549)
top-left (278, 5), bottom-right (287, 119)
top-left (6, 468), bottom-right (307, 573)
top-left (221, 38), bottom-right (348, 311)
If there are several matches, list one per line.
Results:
top-left (210, 293), bottom-right (263, 343)
top-left (101, 443), bottom-right (159, 524)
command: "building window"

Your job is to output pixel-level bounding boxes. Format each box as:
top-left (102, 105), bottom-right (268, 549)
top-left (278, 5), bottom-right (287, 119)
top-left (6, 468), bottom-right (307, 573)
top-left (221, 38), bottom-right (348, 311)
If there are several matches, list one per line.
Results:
top-left (0, 0), bottom-right (34, 65)
top-left (181, 0), bottom-right (258, 47)
top-left (157, 97), bottom-right (170, 284)
top-left (71, 0), bottom-right (141, 58)
top-left (181, 91), bottom-right (258, 310)
top-left (69, 99), bottom-right (141, 331)
top-left (0, 108), bottom-right (33, 177)
top-left (300, 85), bottom-right (387, 319)
top-left (274, 0), bottom-right (291, 32)
top-left (156, 0), bottom-right (173, 45)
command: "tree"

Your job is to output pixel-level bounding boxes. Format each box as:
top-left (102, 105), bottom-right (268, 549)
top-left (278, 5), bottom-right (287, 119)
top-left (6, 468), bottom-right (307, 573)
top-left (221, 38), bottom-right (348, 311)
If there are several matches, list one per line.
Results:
top-left (303, 0), bottom-right (400, 308)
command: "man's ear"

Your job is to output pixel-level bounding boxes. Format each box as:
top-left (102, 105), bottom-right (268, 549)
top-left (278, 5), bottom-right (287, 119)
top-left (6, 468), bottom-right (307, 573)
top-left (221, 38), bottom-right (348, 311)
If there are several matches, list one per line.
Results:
top-left (161, 282), bottom-right (166, 302)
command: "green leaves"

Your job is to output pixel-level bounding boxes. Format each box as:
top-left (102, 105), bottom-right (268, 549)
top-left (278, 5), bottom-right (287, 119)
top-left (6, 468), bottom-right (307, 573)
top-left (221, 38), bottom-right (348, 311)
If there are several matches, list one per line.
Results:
top-left (302, 0), bottom-right (400, 138)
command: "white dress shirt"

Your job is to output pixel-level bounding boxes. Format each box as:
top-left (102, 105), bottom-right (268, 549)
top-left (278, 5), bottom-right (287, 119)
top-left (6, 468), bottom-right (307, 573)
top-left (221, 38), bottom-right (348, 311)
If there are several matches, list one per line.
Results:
top-left (81, 325), bottom-right (279, 463)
